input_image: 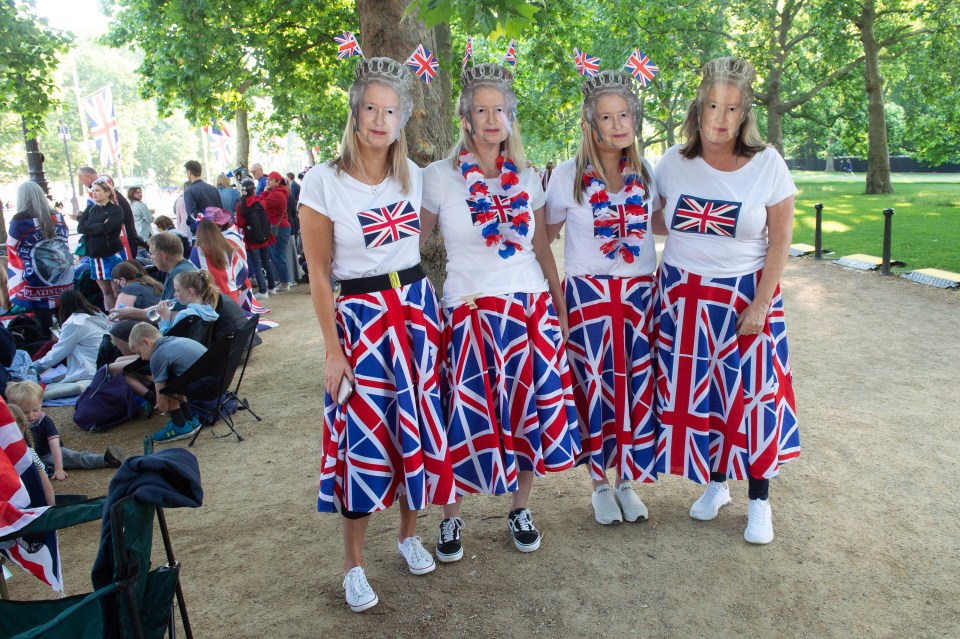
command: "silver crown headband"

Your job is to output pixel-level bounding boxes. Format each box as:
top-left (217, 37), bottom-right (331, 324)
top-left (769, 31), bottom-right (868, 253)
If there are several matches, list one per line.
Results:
top-left (581, 70), bottom-right (634, 98)
top-left (355, 57), bottom-right (414, 86)
top-left (461, 62), bottom-right (514, 88)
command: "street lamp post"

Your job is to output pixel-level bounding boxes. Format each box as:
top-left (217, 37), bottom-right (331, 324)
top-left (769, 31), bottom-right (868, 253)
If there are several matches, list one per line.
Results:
top-left (57, 120), bottom-right (80, 214)
top-left (22, 117), bottom-right (49, 194)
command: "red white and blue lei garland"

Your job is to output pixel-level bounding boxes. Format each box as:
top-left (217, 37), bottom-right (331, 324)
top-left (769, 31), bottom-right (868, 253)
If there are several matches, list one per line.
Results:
top-left (459, 148), bottom-right (531, 259)
top-left (582, 156), bottom-right (648, 263)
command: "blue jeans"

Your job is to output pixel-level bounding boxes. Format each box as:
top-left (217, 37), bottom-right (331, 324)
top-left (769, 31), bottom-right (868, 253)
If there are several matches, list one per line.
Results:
top-left (247, 246), bottom-right (276, 293)
top-left (271, 226), bottom-right (291, 284)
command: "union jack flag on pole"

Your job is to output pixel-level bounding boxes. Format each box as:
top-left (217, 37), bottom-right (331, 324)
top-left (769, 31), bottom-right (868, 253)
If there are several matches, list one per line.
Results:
top-left (80, 86), bottom-right (121, 167)
top-left (204, 121), bottom-right (232, 170)
top-left (624, 49), bottom-right (660, 86)
top-left (406, 44), bottom-right (439, 85)
top-left (335, 31), bottom-right (363, 59)
top-left (503, 40), bottom-right (517, 67)
top-left (574, 48), bottom-right (600, 77)
top-left (462, 35), bottom-right (473, 71)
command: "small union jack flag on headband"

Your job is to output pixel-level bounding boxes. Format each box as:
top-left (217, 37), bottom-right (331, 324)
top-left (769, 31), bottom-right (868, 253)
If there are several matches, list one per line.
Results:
top-left (574, 48), bottom-right (600, 77)
top-left (624, 49), bottom-right (659, 86)
top-left (406, 43), bottom-right (439, 84)
top-left (503, 39), bottom-right (517, 67)
top-left (335, 32), bottom-right (363, 59)
top-left (462, 36), bottom-right (473, 71)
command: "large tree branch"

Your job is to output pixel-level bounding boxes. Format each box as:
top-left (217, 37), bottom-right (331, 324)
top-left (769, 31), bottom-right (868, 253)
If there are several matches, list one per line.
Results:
top-left (779, 55), bottom-right (866, 112)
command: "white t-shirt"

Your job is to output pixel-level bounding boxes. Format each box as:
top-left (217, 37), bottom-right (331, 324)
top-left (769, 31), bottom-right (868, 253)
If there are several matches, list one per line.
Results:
top-left (422, 159), bottom-right (548, 308)
top-left (298, 160), bottom-right (423, 280)
top-left (654, 145), bottom-right (796, 278)
top-left (545, 158), bottom-right (659, 278)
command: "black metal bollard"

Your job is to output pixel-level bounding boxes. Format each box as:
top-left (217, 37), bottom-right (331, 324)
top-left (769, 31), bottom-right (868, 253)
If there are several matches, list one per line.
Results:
top-left (814, 202), bottom-right (824, 260)
top-left (881, 208), bottom-right (895, 275)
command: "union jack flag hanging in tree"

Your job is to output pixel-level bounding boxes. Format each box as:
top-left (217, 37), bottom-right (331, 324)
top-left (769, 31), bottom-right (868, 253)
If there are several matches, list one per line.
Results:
top-left (406, 44), bottom-right (439, 84)
top-left (671, 194), bottom-right (741, 237)
top-left (624, 49), bottom-right (660, 86)
top-left (204, 121), bottom-right (232, 170)
top-left (80, 86), bottom-right (120, 167)
top-left (574, 48), bottom-right (600, 77)
top-left (335, 31), bottom-right (363, 59)
top-left (357, 201), bottom-right (421, 248)
top-left (462, 35), bottom-right (473, 71)
top-left (503, 40), bottom-right (517, 67)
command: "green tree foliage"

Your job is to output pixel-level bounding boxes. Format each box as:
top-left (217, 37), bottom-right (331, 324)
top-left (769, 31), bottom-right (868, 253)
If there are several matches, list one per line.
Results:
top-left (0, 1), bottom-right (71, 135)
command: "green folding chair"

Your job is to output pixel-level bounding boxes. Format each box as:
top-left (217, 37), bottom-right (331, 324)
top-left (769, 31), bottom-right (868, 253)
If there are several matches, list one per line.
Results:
top-left (0, 466), bottom-right (193, 638)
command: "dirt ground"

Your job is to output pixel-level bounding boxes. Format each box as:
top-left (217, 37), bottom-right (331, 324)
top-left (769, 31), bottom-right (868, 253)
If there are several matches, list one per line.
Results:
top-left (9, 254), bottom-right (960, 639)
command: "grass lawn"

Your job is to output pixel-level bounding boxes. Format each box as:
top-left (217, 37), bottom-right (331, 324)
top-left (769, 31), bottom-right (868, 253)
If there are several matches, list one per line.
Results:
top-left (792, 172), bottom-right (960, 273)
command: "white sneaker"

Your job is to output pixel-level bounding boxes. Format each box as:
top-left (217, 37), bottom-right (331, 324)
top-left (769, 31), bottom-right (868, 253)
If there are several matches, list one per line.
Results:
top-left (343, 567), bottom-right (378, 612)
top-left (591, 486), bottom-right (623, 525)
top-left (690, 481), bottom-right (731, 521)
top-left (744, 498), bottom-right (774, 544)
top-left (288, 280), bottom-right (298, 287)
top-left (253, 291), bottom-right (269, 301)
top-left (397, 536), bottom-right (436, 575)
top-left (614, 483), bottom-right (648, 522)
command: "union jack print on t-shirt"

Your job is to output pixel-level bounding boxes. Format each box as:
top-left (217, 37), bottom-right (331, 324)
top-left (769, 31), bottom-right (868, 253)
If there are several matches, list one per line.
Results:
top-left (672, 194), bottom-right (741, 237)
top-left (467, 195), bottom-right (514, 226)
top-left (594, 203), bottom-right (649, 240)
top-left (357, 201), bottom-right (420, 248)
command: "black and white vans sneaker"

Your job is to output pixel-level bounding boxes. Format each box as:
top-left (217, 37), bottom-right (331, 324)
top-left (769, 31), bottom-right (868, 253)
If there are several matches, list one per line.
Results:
top-left (507, 508), bottom-right (542, 552)
top-left (435, 517), bottom-right (464, 563)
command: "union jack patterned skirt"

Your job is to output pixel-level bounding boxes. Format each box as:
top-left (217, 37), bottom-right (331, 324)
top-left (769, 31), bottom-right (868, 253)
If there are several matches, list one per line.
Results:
top-left (654, 262), bottom-right (800, 483)
top-left (317, 277), bottom-right (456, 514)
top-left (442, 292), bottom-right (580, 496)
top-left (564, 275), bottom-right (657, 483)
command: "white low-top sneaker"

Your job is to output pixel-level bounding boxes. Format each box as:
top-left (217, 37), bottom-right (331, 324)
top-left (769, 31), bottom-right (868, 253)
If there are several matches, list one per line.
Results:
top-left (744, 498), bottom-right (774, 544)
top-left (591, 486), bottom-right (624, 525)
top-left (343, 567), bottom-right (378, 612)
top-left (689, 480), bottom-right (731, 521)
top-left (398, 536), bottom-right (436, 575)
top-left (615, 483), bottom-right (649, 522)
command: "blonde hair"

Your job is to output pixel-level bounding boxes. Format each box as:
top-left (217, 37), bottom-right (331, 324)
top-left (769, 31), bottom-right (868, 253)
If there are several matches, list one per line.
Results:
top-left (175, 269), bottom-right (219, 306)
top-left (448, 66), bottom-right (528, 169)
top-left (8, 403), bottom-right (32, 446)
top-left (680, 56), bottom-right (766, 159)
top-left (7, 380), bottom-right (44, 408)
top-left (129, 321), bottom-right (161, 344)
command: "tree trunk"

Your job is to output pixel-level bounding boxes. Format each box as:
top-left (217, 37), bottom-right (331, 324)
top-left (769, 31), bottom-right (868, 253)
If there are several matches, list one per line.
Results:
top-left (357, 0), bottom-right (452, 289)
top-left (824, 138), bottom-right (836, 172)
top-left (858, 0), bottom-right (894, 194)
top-left (766, 107), bottom-right (785, 156)
top-left (235, 107), bottom-right (250, 171)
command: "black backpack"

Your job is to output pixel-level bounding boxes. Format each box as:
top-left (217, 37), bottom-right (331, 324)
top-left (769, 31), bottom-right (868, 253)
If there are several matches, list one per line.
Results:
top-left (7, 315), bottom-right (48, 355)
top-left (243, 201), bottom-right (271, 244)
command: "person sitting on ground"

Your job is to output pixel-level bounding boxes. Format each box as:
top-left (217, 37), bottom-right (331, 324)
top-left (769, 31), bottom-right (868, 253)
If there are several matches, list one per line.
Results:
top-left (154, 214), bottom-right (191, 257)
top-left (7, 380), bottom-right (123, 480)
top-left (110, 260), bottom-right (162, 311)
top-left (111, 232), bottom-right (198, 322)
top-left (34, 290), bottom-right (110, 385)
top-left (7, 402), bottom-right (56, 505)
top-left (127, 322), bottom-right (210, 443)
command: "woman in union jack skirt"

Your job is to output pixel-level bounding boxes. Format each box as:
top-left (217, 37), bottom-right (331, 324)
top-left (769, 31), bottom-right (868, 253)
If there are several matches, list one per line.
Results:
top-left (299, 57), bottom-right (454, 614)
top-left (420, 63), bottom-right (580, 560)
top-left (544, 70), bottom-right (660, 526)
top-left (652, 57), bottom-right (800, 545)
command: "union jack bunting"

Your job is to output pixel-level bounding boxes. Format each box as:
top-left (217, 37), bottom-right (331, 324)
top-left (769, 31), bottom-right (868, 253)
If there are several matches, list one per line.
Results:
top-left (672, 194), bottom-right (741, 237)
top-left (654, 263), bottom-right (799, 483)
top-left (442, 292), bottom-right (580, 495)
top-left (357, 201), bottom-right (420, 248)
top-left (467, 195), bottom-right (513, 225)
top-left (624, 49), bottom-right (660, 86)
top-left (503, 39), bottom-right (517, 67)
top-left (462, 35), bottom-right (473, 71)
top-left (335, 31), bottom-right (363, 59)
top-left (0, 401), bottom-right (62, 593)
top-left (318, 278), bottom-right (455, 513)
top-left (80, 86), bottom-right (120, 167)
top-left (565, 275), bottom-right (657, 482)
top-left (406, 43), bottom-right (439, 84)
top-left (574, 48), bottom-right (600, 77)
top-left (204, 121), bottom-right (232, 170)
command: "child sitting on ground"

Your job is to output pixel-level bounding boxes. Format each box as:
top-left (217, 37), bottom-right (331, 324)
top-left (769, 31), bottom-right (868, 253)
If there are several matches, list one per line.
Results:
top-left (8, 402), bottom-right (55, 505)
top-left (6, 380), bottom-right (123, 480)
top-left (126, 322), bottom-right (211, 443)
